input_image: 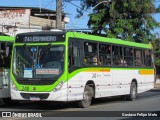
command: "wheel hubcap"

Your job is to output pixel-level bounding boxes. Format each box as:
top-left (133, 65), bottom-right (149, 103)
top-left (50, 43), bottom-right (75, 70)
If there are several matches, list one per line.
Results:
top-left (132, 87), bottom-right (136, 98)
top-left (83, 91), bottom-right (89, 102)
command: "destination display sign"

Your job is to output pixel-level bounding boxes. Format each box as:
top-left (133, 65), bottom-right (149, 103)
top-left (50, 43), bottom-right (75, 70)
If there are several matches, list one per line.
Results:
top-left (24, 36), bottom-right (57, 42)
top-left (16, 32), bottom-right (66, 43)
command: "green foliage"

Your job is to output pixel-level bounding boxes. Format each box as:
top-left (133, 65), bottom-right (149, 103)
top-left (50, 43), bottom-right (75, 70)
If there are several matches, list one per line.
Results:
top-left (76, 0), bottom-right (160, 43)
top-left (152, 38), bottom-right (160, 66)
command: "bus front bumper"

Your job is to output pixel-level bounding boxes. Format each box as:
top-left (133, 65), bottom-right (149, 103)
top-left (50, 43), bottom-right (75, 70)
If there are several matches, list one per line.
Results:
top-left (11, 88), bottom-right (68, 102)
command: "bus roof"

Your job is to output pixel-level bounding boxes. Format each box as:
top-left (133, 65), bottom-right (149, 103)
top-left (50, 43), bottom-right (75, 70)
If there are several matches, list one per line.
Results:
top-left (15, 31), bottom-right (152, 49)
top-left (0, 36), bottom-right (15, 42)
top-left (67, 32), bottom-right (152, 49)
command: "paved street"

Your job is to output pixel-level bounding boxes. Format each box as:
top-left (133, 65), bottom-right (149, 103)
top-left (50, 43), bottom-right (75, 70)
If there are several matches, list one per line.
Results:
top-left (0, 88), bottom-right (160, 120)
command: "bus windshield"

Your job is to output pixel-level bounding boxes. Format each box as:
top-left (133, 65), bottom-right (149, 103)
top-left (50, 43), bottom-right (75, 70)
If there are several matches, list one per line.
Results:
top-left (13, 45), bottom-right (64, 79)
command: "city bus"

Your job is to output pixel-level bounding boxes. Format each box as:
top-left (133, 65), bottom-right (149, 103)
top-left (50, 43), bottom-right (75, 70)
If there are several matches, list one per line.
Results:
top-left (0, 35), bottom-right (15, 104)
top-left (10, 31), bottom-right (154, 108)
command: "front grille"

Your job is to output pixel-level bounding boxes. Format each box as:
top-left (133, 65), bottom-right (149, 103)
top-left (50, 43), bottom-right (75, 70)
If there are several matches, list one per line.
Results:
top-left (20, 93), bottom-right (49, 100)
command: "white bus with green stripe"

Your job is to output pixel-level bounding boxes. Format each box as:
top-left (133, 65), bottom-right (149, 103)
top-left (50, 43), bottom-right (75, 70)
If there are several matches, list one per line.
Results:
top-left (10, 31), bottom-right (154, 108)
top-left (0, 35), bottom-right (15, 104)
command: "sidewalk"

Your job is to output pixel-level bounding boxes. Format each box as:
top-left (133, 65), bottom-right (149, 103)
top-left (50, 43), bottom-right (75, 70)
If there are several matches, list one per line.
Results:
top-left (154, 79), bottom-right (160, 88)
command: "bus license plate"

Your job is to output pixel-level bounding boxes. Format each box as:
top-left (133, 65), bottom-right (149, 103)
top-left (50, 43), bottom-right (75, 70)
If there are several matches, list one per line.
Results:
top-left (30, 95), bottom-right (40, 101)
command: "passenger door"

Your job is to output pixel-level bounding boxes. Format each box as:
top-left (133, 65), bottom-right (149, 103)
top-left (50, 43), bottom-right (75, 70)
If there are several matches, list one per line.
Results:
top-left (68, 39), bottom-right (84, 101)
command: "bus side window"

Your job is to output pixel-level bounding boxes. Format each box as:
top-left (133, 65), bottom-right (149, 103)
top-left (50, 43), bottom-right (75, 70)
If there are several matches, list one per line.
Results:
top-left (124, 47), bottom-right (133, 66)
top-left (0, 42), bottom-right (10, 57)
top-left (1, 42), bottom-right (5, 50)
top-left (112, 46), bottom-right (123, 66)
top-left (144, 50), bottom-right (152, 67)
top-left (99, 44), bottom-right (106, 65)
top-left (0, 42), bottom-right (5, 55)
top-left (84, 42), bottom-right (98, 66)
top-left (107, 45), bottom-right (111, 65)
top-left (0, 43), bottom-right (5, 66)
top-left (0, 42), bottom-right (11, 67)
top-left (134, 49), bottom-right (142, 66)
top-left (99, 44), bottom-right (111, 66)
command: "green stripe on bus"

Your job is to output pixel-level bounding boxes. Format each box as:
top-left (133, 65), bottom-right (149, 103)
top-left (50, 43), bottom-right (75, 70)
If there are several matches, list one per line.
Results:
top-left (68, 67), bottom-right (154, 79)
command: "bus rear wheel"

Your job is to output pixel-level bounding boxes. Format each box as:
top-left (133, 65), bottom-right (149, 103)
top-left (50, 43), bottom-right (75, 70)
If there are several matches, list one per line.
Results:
top-left (78, 85), bottom-right (93, 108)
top-left (127, 82), bottom-right (137, 101)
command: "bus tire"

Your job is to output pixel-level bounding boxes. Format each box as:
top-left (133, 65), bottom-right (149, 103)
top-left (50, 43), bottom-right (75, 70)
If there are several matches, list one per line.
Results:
top-left (127, 82), bottom-right (137, 101)
top-left (78, 85), bottom-right (93, 108)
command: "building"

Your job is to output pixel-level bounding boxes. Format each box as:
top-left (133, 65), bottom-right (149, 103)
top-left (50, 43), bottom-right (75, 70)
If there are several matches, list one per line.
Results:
top-left (0, 6), bottom-right (68, 36)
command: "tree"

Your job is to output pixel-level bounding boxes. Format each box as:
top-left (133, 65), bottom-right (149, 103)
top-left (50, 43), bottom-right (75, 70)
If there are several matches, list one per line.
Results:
top-left (77, 0), bottom-right (160, 43)
top-left (152, 37), bottom-right (160, 75)
top-left (153, 38), bottom-right (160, 65)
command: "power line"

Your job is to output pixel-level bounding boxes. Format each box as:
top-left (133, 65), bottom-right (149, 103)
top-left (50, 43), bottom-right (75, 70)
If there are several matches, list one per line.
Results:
top-left (63, 0), bottom-right (90, 29)
top-left (44, 0), bottom-right (54, 8)
top-left (63, 1), bottom-right (78, 29)
top-left (64, 0), bottom-right (91, 13)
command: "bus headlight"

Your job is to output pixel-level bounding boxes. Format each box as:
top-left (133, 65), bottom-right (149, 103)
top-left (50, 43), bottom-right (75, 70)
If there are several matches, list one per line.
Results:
top-left (10, 80), bottom-right (18, 91)
top-left (53, 81), bottom-right (64, 92)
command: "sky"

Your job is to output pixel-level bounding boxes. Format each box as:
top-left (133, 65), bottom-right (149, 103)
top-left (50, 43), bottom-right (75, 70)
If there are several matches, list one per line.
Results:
top-left (0, 0), bottom-right (160, 35)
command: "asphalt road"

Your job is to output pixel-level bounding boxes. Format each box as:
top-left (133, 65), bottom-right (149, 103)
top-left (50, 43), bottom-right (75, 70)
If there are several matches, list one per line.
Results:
top-left (0, 88), bottom-right (160, 120)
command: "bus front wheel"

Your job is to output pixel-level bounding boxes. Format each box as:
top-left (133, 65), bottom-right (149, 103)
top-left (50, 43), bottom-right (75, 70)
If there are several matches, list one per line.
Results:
top-left (78, 85), bottom-right (93, 108)
top-left (127, 82), bottom-right (137, 101)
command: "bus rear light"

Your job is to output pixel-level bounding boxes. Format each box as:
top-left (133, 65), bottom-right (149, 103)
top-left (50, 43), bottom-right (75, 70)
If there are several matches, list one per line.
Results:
top-left (53, 81), bottom-right (64, 92)
top-left (10, 80), bottom-right (18, 91)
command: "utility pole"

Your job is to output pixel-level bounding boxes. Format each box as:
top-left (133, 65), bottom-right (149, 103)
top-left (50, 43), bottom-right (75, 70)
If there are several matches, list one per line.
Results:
top-left (56, 0), bottom-right (62, 29)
